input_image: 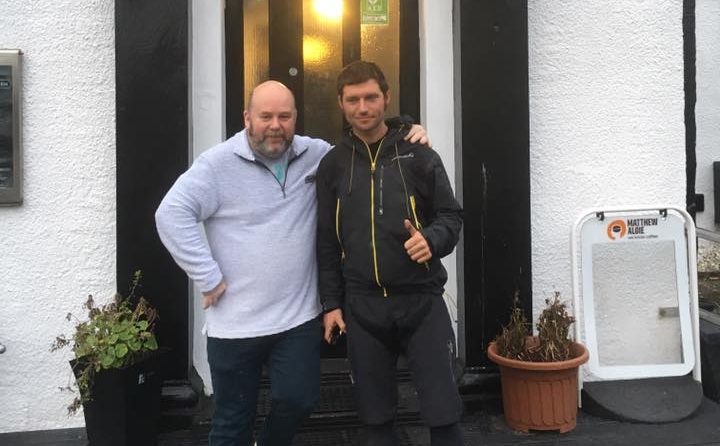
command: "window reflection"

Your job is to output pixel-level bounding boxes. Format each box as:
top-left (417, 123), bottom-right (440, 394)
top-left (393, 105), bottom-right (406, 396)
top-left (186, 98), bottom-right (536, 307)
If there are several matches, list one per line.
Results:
top-left (303, 0), bottom-right (344, 143)
top-left (313, 0), bottom-right (342, 22)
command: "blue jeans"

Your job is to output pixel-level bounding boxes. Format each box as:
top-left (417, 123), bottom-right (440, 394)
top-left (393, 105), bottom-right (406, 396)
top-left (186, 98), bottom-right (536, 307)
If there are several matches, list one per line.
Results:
top-left (206, 317), bottom-right (321, 446)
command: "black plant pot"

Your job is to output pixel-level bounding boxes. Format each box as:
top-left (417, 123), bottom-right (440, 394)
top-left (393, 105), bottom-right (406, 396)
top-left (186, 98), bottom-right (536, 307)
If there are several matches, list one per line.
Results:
top-left (72, 349), bottom-right (166, 446)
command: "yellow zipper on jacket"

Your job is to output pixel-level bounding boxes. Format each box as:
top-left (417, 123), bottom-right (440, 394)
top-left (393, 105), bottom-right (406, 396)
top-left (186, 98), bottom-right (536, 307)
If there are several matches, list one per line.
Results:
top-left (409, 195), bottom-right (422, 230)
top-left (363, 138), bottom-right (388, 297)
top-left (410, 195), bottom-right (430, 271)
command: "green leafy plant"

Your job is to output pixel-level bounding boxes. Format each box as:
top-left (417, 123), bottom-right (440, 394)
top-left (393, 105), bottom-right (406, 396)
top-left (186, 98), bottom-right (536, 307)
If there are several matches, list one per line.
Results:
top-left (494, 291), bottom-right (576, 362)
top-left (51, 271), bottom-right (158, 414)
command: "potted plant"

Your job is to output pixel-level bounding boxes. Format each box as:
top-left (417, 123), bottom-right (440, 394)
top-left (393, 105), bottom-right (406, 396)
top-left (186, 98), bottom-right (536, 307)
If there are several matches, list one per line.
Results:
top-left (51, 271), bottom-right (164, 446)
top-left (487, 292), bottom-right (589, 433)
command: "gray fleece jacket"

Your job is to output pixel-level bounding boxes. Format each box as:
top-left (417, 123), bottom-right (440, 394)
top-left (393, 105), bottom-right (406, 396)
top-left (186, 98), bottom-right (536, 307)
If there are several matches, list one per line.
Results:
top-left (155, 130), bottom-right (331, 338)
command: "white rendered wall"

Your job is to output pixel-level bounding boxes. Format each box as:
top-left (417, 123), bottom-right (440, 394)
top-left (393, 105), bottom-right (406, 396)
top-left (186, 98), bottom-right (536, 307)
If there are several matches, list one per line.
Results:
top-left (190, 0), bottom-right (226, 395)
top-left (696, 0), bottom-right (720, 232)
top-left (528, 0), bottom-right (686, 367)
top-left (419, 0), bottom-right (459, 342)
top-left (0, 0), bottom-right (116, 433)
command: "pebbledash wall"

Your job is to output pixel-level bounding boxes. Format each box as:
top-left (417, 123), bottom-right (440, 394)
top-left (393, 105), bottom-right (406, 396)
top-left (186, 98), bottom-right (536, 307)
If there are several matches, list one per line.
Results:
top-left (528, 0), bottom-right (686, 330)
top-left (0, 0), bottom-right (116, 434)
top-left (0, 0), bottom-right (698, 434)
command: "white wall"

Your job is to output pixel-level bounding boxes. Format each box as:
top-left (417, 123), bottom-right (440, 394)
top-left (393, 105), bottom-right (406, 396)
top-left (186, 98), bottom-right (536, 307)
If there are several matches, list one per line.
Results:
top-left (0, 0), bottom-right (116, 433)
top-left (529, 0), bottom-right (686, 339)
top-left (696, 0), bottom-right (720, 232)
top-left (420, 0), bottom-right (459, 340)
top-left (190, 0), bottom-right (226, 395)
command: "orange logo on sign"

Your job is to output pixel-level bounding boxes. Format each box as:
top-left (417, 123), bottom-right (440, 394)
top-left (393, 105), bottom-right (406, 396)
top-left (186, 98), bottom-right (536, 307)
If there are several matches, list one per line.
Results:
top-left (606, 219), bottom-right (627, 240)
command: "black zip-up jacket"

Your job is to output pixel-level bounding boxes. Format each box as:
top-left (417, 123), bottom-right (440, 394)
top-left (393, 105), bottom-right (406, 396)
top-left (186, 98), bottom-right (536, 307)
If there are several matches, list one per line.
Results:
top-left (316, 120), bottom-right (463, 312)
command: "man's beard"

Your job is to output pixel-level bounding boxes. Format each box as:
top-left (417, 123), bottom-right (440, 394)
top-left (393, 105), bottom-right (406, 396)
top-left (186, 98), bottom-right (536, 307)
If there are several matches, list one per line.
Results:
top-left (247, 125), bottom-right (293, 159)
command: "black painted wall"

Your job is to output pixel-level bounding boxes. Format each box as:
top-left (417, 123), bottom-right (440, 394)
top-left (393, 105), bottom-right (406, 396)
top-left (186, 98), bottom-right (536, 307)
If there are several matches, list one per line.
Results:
top-left (459, 0), bottom-right (531, 367)
top-left (116, 0), bottom-right (189, 379)
top-left (225, 1), bottom-right (245, 138)
top-left (684, 0), bottom-right (697, 219)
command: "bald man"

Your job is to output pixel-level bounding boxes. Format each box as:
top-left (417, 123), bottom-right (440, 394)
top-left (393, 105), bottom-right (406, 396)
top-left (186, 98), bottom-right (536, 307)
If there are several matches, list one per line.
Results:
top-left (155, 81), bottom-right (428, 446)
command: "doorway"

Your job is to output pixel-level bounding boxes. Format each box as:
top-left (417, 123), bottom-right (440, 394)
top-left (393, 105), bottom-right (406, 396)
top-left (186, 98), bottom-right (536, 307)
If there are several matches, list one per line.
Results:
top-left (224, 0), bottom-right (420, 360)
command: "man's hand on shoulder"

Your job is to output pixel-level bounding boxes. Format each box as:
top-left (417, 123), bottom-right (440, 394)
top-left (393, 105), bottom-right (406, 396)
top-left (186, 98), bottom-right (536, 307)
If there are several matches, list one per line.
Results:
top-left (203, 281), bottom-right (227, 309)
top-left (405, 124), bottom-right (432, 147)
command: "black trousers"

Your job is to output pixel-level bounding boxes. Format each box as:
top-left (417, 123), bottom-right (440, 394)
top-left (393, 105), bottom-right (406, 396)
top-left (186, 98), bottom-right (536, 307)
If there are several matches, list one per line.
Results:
top-left (344, 290), bottom-right (463, 428)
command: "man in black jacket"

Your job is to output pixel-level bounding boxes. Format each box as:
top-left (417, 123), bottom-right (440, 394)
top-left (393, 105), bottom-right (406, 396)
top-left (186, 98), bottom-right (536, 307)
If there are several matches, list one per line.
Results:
top-left (316, 61), bottom-right (464, 446)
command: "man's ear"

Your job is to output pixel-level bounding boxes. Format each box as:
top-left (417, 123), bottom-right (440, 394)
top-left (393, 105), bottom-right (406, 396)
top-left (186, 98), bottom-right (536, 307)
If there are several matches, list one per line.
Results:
top-left (337, 95), bottom-right (343, 109)
top-left (243, 110), bottom-right (250, 127)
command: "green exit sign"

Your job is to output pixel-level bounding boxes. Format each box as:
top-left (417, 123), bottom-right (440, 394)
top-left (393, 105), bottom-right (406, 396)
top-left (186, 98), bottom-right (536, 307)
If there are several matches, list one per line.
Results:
top-left (361, 0), bottom-right (388, 25)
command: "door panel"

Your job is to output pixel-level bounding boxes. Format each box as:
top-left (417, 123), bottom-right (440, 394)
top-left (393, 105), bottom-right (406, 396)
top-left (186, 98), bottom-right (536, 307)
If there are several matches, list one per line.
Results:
top-left (268, 0), bottom-right (304, 131)
top-left (302, 0), bottom-right (345, 143)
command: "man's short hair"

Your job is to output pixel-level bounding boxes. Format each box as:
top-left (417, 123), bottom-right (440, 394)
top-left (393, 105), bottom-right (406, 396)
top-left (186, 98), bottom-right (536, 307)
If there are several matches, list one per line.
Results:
top-left (336, 60), bottom-right (389, 98)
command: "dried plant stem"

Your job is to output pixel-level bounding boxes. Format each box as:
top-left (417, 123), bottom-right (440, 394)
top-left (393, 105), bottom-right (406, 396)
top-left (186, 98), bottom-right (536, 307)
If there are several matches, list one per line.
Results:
top-left (494, 291), bottom-right (576, 363)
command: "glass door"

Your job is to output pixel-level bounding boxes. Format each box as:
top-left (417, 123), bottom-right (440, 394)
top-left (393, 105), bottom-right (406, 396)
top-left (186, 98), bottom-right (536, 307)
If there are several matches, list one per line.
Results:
top-left (226, 0), bottom-right (418, 145)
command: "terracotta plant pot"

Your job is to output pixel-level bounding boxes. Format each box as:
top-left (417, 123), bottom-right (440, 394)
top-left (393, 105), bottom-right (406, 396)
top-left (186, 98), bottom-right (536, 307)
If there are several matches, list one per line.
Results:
top-left (487, 337), bottom-right (589, 433)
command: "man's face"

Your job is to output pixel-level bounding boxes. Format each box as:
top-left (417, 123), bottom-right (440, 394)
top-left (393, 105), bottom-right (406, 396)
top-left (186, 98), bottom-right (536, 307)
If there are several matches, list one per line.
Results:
top-left (338, 79), bottom-right (389, 137)
top-left (244, 87), bottom-right (297, 159)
